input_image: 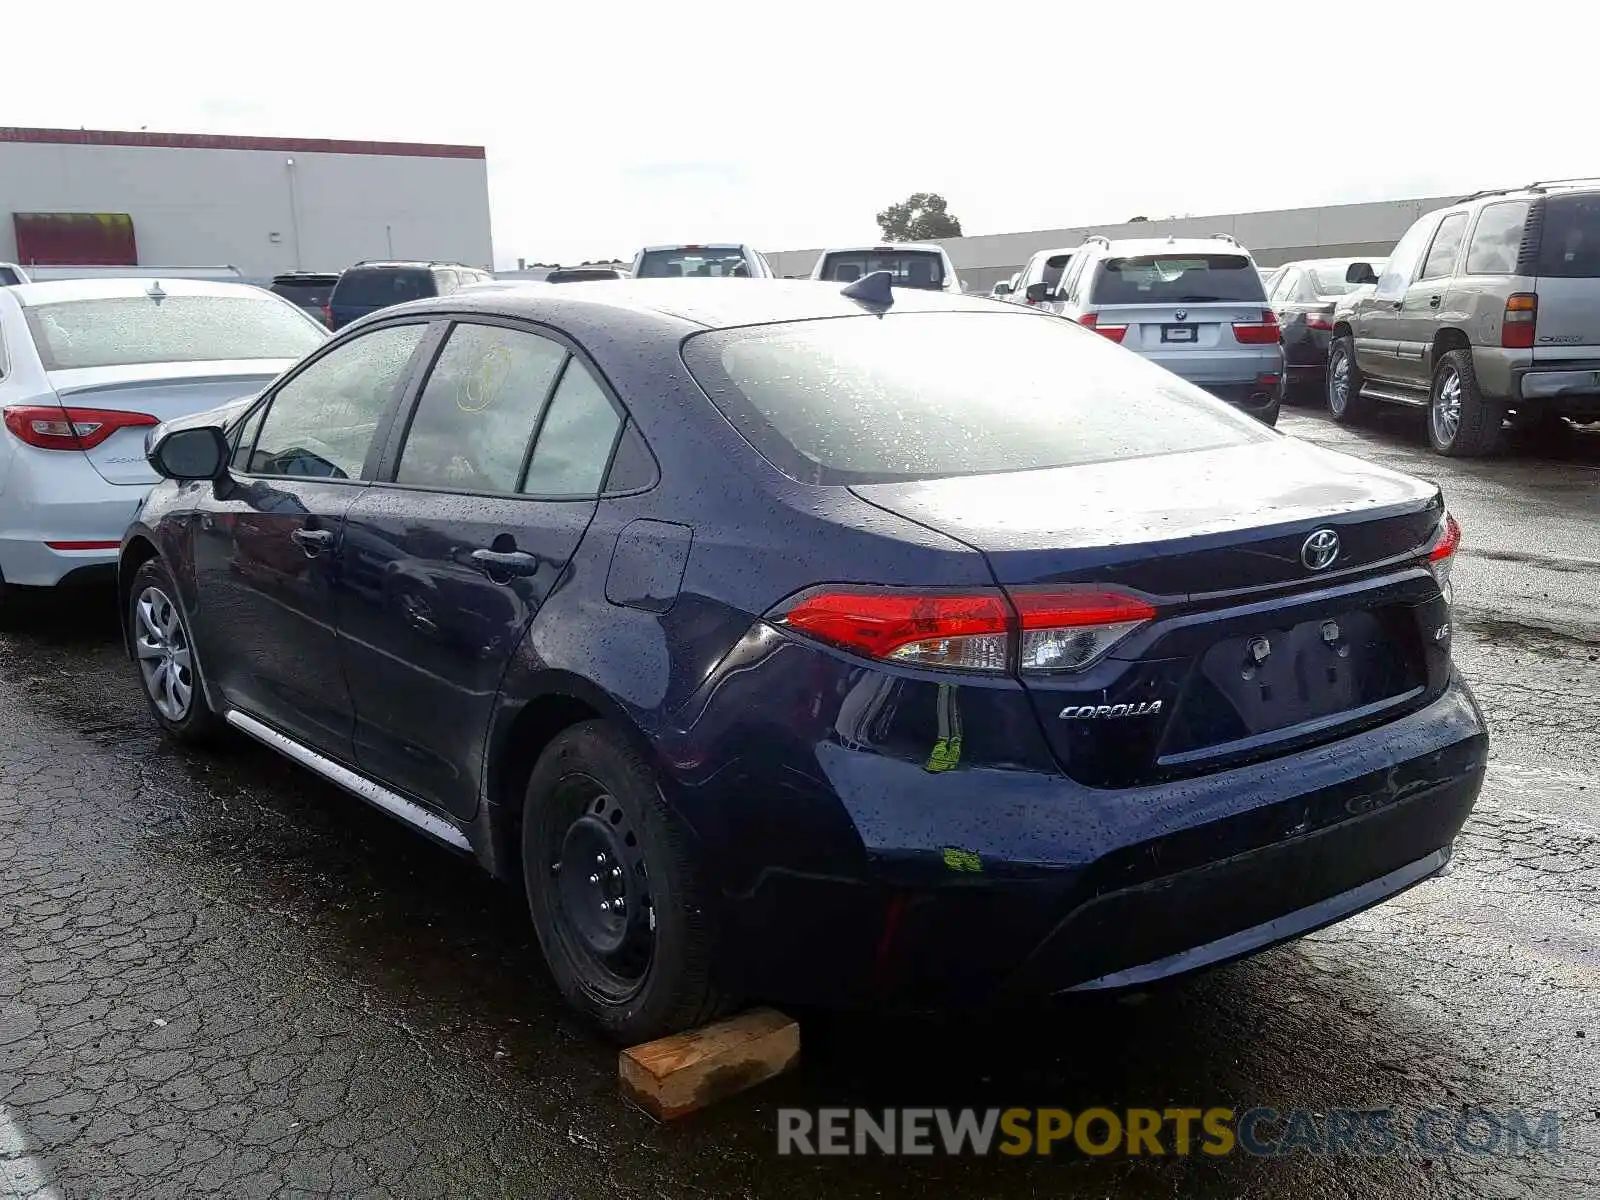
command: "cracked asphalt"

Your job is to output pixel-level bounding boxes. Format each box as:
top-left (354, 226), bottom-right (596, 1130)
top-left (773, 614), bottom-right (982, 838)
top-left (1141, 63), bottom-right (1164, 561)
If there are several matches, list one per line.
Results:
top-left (2, 406), bottom-right (1597, 1199)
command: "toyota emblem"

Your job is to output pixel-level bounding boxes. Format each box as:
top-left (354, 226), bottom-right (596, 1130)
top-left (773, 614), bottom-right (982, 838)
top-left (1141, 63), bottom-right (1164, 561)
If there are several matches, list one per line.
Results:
top-left (1174, 309), bottom-right (1188, 321)
top-left (1301, 528), bottom-right (1340, 571)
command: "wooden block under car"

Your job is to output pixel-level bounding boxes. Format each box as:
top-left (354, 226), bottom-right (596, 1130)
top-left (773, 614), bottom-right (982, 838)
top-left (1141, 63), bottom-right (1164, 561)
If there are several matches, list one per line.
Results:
top-left (619, 1007), bottom-right (801, 1120)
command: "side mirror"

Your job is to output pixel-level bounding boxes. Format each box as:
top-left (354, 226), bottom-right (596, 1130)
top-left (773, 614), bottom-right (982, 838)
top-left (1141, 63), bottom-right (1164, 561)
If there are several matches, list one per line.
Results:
top-left (1346, 262), bottom-right (1379, 285)
top-left (1025, 282), bottom-right (1053, 304)
top-left (149, 425), bottom-right (230, 481)
top-left (993, 281), bottom-right (1013, 295)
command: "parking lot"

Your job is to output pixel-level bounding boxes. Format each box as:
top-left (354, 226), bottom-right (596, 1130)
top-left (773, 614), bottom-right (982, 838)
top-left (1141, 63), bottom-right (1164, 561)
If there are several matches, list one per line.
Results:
top-left (0, 402), bottom-right (1593, 1199)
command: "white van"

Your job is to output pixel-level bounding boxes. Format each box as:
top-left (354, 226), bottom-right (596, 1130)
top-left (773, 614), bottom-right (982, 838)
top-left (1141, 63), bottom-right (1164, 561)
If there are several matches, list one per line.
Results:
top-left (809, 243), bottom-right (963, 294)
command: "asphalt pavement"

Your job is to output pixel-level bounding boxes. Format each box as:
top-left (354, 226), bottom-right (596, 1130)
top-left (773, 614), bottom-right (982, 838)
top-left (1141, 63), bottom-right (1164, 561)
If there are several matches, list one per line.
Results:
top-left (1, 404), bottom-right (1597, 1199)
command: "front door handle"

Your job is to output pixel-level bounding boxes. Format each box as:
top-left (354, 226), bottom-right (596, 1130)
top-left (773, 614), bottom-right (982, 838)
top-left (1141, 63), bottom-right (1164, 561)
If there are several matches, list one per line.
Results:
top-left (290, 528), bottom-right (335, 556)
top-left (1429, 295), bottom-right (1442, 308)
top-left (469, 548), bottom-right (541, 579)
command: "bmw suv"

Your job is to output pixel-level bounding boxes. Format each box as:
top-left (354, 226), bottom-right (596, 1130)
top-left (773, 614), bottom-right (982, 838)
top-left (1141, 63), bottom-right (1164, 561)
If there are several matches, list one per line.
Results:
top-left (1053, 235), bottom-right (1284, 424)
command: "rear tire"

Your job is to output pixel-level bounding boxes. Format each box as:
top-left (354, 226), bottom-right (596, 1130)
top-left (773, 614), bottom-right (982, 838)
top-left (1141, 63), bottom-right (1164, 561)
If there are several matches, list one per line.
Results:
top-left (522, 720), bottom-right (731, 1044)
top-left (1429, 350), bottom-right (1503, 457)
top-left (1326, 337), bottom-right (1372, 423)
top-left (128, 558), bottom-right (224, 745)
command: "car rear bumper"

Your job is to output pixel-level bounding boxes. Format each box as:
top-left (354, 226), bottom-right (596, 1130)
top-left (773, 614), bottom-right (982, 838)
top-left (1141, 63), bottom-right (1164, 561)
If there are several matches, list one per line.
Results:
top-left (1139, 346), bottom-right (1285, 384)
top-left (0, 451), bottom-right (145, 586)
top-left (1513, 359), bottom-right (1600, 416)
top-left (713, 676), bottom-right (1486, 1010)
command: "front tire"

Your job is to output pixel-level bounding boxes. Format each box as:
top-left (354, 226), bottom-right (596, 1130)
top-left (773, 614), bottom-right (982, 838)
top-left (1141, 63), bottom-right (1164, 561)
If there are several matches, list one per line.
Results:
top-left (1429, 350), bottom-right (1503, 456)
top-left (129, 558), bottom-right (224, 744)
top-left (522, 720), bottom-right (730, 1043)
top-left (1326, 336), bottom-right (1372, 423)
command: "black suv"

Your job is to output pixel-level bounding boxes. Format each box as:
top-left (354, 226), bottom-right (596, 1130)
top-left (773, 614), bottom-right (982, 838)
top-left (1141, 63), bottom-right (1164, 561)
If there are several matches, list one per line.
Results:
top-left (268, 271), bottom-right (341, 326)
top-left (328, 261), bottom-right (494, 330)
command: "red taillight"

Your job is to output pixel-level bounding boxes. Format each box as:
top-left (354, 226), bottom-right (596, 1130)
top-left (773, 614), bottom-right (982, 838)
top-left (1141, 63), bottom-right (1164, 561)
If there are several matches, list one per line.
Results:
top-left (1305, 312), bottom-right (1335, 331)
top-left (1233, 309), bottom-right (1282, 345)
top-left (772, 585), bottom-right (1155, 674)
top-left (1502, 293), bottom-right (1537, 349)
top-left (1426, 512), bottom-right (1461, 602)
top-left (1077, 313), bottom-right (1127, 343)
top-left (2, 405), bottom-right (158, 451)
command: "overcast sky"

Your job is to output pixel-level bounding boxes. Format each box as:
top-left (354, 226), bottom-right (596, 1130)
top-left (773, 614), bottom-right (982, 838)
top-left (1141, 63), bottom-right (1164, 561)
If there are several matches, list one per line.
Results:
top-left (7, 1), bottom-right (1595, 267)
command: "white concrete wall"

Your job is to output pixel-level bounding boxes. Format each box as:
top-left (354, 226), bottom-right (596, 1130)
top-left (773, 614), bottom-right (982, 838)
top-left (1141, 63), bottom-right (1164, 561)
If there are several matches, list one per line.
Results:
top-left (764, 195), bottom-right (1460, 291)
top-left (0, 141), bottom-right (493, 277)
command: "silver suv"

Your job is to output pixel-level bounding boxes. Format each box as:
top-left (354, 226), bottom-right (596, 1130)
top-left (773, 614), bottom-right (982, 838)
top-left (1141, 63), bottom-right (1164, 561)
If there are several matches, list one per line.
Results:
top-left (1053, 234), bottom-right (1284, 424)
top-left (1328, 180), bottom-right (1600, 455)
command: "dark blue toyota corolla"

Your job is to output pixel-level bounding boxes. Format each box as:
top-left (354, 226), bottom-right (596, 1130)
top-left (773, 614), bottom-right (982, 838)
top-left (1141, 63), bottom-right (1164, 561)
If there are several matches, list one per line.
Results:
top-left (119, 278), bottom-right (1486, 1043)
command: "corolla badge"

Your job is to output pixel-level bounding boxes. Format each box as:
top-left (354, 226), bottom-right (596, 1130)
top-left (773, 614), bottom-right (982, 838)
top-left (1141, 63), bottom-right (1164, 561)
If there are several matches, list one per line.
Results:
top-left (1301, 528), bottom-right (1341, 571)
top-left (1060, 701), bottom-right (1163, 720)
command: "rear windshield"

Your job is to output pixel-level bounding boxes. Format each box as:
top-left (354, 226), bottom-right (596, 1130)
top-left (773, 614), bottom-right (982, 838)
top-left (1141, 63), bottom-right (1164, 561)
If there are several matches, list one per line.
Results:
top-left (818, 251), bottom-right (945, 289)
top-left (23, 295), bottom-right (325, 371)
top-left (271, 281), bottom-right (334, 306)
top-left (546, 268), bottom-right (621, 283)
top-left (1536, 194), bottom-right (1600, 278)
top-left (1310, 260), bottom-right (1386, 296)
top-left (1091, 253), bottom-right (1266, 305)
top-left (637, 248), bottom-right (749, 278)
top-left (332, 268), bottom-right (434, 306)
top-left (682, 311), bottom-right (1267, 485)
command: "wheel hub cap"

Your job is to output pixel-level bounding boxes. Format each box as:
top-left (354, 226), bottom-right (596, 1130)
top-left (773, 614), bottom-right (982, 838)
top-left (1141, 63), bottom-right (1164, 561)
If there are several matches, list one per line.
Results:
top-left (1331, 352), bottom-right (1350, 412)
top-left (134, 586), bottom-right (193, 721)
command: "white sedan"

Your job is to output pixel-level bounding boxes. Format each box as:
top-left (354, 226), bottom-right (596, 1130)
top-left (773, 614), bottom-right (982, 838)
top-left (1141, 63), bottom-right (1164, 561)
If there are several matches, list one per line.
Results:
top-left (0, 277), bottom-right (327, 614)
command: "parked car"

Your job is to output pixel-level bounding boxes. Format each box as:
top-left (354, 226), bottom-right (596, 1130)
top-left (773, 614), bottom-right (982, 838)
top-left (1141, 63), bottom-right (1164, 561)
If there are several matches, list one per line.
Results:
top-left (1051, 234), bottom-right (1284, 424)
top-left (119, 278), bottom-right (1483, 1043)
top-left (10, 265), bottom-right (246, 282)
top-left (631, 244), bottom-right (774, 279)
top-left (327, 261), bottom-right (495, 330)
top-left (0, 277), bottom-right (326, 615)
top-left (1329, 180), bottom-right (1600, 455)
top-left (1012, 246), bottom-right (1077, 310)
top-left (1267, 258), bottom-right (1386, 399)
top-left (269, 271), bottom-right (341, 326)
top-left (808, 244), bottom-right (963, 294)
top-left (545, 266), bottom-right (630, 283)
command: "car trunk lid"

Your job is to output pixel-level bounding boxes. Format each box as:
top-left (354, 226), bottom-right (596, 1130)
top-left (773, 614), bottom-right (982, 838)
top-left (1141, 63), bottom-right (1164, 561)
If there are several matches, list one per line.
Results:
top-left (47, 360), bottom-right (290, 484)
top-left (850, 439), bottom-right (1450, 784)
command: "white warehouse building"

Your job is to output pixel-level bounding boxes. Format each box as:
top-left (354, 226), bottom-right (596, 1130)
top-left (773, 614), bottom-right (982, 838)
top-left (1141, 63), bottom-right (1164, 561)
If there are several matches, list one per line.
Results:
top-left (0, 126), bottom-right (493, 278)
top-left (763, 194), bottom-right (1466, 292)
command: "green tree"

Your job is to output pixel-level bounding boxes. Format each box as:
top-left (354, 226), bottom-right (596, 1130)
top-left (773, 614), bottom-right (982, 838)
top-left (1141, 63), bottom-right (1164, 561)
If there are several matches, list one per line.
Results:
top-left (875, 192), bottom-right (963, 242)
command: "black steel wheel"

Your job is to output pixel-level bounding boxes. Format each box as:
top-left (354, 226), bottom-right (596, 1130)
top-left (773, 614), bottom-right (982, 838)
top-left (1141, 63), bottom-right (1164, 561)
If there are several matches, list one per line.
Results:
top-left (522, 720), bottom-right (731, 1042)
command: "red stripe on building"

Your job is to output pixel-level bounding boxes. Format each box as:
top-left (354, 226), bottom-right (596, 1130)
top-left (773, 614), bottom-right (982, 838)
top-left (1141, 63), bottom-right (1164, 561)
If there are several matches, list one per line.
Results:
top-left (0, 127), bottom-right (485, 160)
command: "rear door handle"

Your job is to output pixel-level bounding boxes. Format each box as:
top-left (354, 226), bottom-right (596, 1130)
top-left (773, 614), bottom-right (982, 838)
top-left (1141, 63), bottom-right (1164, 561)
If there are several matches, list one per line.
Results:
top-left (469, 548), bottom-right (541, 579)
top-left (290, 528), bottom-right (335, 556)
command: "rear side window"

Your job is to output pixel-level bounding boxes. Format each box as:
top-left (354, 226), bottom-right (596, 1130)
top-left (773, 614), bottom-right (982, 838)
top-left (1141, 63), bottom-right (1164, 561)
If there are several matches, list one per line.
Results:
top-left (247, 323), bottom-right (426, 479)
top-left (271, 280), bottom-right (335, 308)
top-left (396, 322), bottom-right (567, 493)
top-left (23, 294), bottom-right (325, 370)
top-left (1465, 202), bottom-right (1529, 275)
top-left (637, 248), bottom-right (747, 278)
top-left (333, 269), bottom-right (433, 307)
top-left (1534, 194), bottom-right (1600, 278)
top-left (0, 266), bottom-right (22, 285)
top-left (1091, 254), bottom-right (1266, 305)
top-left (818, 251), bottom-right (945, 289)
top-left (683, 311), bottom-right (1268, 485)
top-left (521, 361), bottom-right (623, 497)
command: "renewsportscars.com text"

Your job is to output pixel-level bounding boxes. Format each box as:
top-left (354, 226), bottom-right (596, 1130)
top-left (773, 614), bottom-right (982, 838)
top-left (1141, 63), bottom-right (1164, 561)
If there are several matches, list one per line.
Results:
top-left (776, 1106), bottom-right (1561, 1158)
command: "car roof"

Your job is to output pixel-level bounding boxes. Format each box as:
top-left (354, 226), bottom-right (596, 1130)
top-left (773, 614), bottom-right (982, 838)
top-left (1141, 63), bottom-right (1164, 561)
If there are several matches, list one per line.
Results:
top-left (390, 277), bottom-right (1003, 331)
top-left (7, 277), bottom-right (289, 305)
top-left (638, 244), bottom-right (748, 253)
top-left (1097, 237), bottom-right (1254, 258)
top-left (817, 243), bottom-right (946, 254)
top-left (1028, 245), bottom-right (1078, 260)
